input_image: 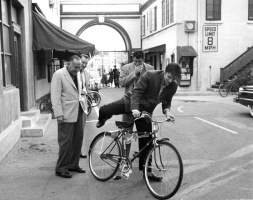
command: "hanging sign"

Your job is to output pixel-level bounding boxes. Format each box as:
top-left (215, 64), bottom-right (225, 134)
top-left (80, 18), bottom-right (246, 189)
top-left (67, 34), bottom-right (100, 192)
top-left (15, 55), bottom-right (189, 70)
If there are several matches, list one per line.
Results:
top-left (203, 25), bottom-right (218, 52)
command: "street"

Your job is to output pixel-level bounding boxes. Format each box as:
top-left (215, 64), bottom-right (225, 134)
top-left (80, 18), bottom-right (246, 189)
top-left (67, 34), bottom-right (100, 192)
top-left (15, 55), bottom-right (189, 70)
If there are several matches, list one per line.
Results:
top-left (0, 87), bottom-right (252, 200)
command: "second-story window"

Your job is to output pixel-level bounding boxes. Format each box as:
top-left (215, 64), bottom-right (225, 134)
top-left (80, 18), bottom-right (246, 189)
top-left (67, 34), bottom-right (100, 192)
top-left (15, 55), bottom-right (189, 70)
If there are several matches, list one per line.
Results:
top-left (249, 0), bottom-right (253, 20)
top-left (206, 0), bottom-right (221, 21)
top-left (162, 0), bottom-right (165, 27)
top-left (141, 15), bottom-right (145, 36)
top-left (166, 0), bottom-right (169, 25)
top-left (170, 0), bottom-right (174, 23)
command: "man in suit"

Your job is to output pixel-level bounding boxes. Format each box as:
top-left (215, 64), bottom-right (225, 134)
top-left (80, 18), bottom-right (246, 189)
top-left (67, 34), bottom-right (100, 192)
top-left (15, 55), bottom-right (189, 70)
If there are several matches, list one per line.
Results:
top-left (96, 63), bottom-right (181, 181)
top-left (79, 54), bottom-right (90, 159)
top-left (51, 55), bottom-right (86, 178)
top-left (119, 50), bottom-right (154, 157)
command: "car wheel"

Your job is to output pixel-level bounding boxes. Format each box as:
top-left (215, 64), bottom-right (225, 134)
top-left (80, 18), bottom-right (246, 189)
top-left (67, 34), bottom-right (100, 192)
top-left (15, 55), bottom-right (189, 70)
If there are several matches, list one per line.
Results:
top-left (249, 105), bottom-right (253, 117)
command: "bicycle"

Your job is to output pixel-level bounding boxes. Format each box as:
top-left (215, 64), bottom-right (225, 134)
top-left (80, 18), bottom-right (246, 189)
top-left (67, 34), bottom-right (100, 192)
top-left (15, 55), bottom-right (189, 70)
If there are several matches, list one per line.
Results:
top-left (39, 96), bottom-right (55, 118)
top-left (88, 112), bottom-right (183, 199)
top-left (86, 90), bottom-right (101, 107)
top-left (219, 75), bottom-right (240, 97)
top-left (39, 95), bottom-right (92, 117)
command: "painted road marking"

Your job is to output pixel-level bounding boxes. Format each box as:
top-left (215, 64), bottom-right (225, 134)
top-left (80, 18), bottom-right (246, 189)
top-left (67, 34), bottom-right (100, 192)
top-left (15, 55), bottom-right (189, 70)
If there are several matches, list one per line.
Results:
top-left (94, 106), bottom-right (99, 116)
top-left (194, 117), bottom-right (238, 134)
top-left (178, 106), bottom-right (184, 112)
top-left (86, 120), bottom-right (98, 123)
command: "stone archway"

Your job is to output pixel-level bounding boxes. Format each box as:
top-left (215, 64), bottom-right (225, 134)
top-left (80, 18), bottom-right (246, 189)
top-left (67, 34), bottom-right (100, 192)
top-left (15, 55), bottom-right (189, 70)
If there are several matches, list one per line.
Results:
top-left (76, 18), bottom-right (132, 52)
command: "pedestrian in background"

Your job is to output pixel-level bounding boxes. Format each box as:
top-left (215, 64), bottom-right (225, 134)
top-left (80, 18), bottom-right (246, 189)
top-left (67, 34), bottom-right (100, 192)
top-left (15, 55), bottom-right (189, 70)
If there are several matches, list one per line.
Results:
top-left (114, 68), bottom-right (120, 88)
top-left (51, 55), bottom-right (86, 179)
top-left (101, 69), bottom-right (108, 88)
top-left (108, 69), bottom-right (114, 87)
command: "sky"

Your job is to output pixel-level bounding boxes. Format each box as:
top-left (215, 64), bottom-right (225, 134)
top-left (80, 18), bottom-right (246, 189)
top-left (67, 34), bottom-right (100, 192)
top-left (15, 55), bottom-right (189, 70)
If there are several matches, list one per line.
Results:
top-left (79, 25), bottom-right (126, 52)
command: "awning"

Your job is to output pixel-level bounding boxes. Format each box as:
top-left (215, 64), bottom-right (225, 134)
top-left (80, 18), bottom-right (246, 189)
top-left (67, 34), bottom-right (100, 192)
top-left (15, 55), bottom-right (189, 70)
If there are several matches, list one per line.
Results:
top-left (32, 11), bottom-right (95, 55)
top-left (143, 44), bottom-right (166, 54)
top-left (177, 46), bottom-right (198, 58)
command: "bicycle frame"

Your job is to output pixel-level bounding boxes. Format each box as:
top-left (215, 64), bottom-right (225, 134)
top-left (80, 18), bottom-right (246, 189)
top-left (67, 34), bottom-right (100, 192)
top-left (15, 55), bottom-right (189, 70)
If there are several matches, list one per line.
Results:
top-left (100, 117), bottom-right (171, 172)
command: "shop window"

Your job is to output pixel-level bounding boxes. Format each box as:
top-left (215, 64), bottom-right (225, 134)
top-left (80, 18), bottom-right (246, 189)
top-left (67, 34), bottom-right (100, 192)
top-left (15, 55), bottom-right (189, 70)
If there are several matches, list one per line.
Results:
top-left (206, 0), bottom-right (221, 21)
top-left (249, 0), bottom-right (253, 20)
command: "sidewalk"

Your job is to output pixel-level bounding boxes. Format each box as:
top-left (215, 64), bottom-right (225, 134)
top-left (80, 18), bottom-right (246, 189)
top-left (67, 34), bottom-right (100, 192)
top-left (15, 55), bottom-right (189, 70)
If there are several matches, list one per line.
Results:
top-left (0, 89), bottom-right (238, 200)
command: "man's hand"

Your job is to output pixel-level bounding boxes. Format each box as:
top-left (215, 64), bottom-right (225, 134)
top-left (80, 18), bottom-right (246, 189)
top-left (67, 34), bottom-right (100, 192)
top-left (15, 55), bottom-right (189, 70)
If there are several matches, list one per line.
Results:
top-left (57, 116), bottom-right (64, 124)
top-left (165, 110), bottom-right (175, 121)
top-left (132, 109), bottom-right (141, 118)
top-left (134, 65), bottom-right (143, 76)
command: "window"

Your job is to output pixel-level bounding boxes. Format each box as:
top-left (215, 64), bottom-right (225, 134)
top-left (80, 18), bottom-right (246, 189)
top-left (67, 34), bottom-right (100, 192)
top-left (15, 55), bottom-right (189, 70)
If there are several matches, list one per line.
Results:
top-left (1, 0), bottom-right (12, 87)
top-left (162, 0), bottom-right (165, 27)
top-left (206, 0), bottom-right (221, 21)
top-left (166, 0), bottom-right (169, 25)
top-left (170, 0), bottom-right (174, 23)
top-left (141, 15), bottom-right (145, 36)
top-left (154, 6), bottom-right (157, 31)
top-left (249, 0), bottom-right (253, 20)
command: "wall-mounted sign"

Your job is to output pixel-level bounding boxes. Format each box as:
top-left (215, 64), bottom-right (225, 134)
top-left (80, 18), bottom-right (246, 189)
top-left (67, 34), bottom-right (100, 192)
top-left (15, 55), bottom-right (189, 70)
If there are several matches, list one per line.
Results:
top-left (203, 25), bottom-right (218, 52)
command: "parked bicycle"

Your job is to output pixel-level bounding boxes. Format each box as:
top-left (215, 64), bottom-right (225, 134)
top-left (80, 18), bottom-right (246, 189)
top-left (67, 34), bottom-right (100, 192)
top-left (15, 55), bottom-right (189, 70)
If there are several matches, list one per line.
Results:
top-left (219, 75), bottom-right (239, 97)
top-left (39, 95), bottom-right (92, 117)
top-left (89, 112), bottom-right (183, 199)
top-left (86, 90), bottom-right (101, 107)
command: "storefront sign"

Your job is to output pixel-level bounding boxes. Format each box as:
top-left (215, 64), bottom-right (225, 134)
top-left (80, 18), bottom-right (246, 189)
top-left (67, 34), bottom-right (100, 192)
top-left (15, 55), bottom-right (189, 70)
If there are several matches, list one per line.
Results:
top-left (203, 25), bottom-right (218, 52)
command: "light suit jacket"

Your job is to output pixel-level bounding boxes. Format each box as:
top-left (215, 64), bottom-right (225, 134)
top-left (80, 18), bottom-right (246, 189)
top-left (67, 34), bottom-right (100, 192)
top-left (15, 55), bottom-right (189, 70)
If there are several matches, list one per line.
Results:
top-left (51, 67), bottom-right (86, 122)
top-left (119, 62), bottom-right (154, 94)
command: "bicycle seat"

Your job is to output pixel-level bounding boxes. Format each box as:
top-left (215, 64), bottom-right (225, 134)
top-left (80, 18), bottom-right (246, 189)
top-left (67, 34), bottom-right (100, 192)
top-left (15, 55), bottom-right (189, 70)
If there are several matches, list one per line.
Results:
top-left (115, 121), bottom-right (133, 128)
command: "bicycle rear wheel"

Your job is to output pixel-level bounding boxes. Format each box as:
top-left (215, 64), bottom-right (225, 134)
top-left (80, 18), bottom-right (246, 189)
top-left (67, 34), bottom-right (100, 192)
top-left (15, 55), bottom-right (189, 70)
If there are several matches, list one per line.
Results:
top-left (88, 91), bottom-right (101, 107)
top-left (144, 141), bottom-right (183, 200)
top-left (219, 84), bottom-right (229, 97)
top-left (39, 97), bottom-right (55, 118)
top-left (89, 132), bottom-right (122, 181)
top-left (231, 84), bottom-right (239, 96)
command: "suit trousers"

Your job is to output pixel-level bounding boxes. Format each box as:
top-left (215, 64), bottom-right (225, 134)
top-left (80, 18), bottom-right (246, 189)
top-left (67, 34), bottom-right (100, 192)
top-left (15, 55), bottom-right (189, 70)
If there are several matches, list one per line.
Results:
top-left (98, 98), bottom-right (152, 171)
top-left (56, 107), bottom-right (84, 172)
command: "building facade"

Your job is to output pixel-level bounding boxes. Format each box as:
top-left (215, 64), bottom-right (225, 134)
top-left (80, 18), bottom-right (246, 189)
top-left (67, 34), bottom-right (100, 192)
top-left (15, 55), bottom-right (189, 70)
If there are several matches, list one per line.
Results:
top-left (141, 0), bottom-right (253, 91)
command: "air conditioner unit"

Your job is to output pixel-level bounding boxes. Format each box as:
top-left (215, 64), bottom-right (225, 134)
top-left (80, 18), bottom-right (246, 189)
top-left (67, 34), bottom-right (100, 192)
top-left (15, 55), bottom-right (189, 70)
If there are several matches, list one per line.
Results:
top-left (185, 21), bottom-right (196, 33)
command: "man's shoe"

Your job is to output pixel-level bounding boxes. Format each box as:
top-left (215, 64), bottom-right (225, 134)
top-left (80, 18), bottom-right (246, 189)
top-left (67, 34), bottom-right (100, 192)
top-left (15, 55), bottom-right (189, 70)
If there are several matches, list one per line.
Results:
top-left (80, 153), bottom-right (87, 158)
top-left (68, 166), bottom-right (86, 173)
top-left (96, 119), bottom-right (107, 128)
top-left (144, 172), bottom-right (162, 182)
top-left (56, 171), bottom-right (72, 178)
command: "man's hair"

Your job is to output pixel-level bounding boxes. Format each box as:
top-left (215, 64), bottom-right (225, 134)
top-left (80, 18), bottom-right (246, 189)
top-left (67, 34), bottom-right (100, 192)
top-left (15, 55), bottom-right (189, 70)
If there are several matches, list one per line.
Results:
top-left (80, 54), bottom-right (89, 59)
top-left (133, 50), bottom-right (145, 59)
top-left (165, 63), bottom-right (182, 80)
top-left (69, 55), bottom-right (81, 62)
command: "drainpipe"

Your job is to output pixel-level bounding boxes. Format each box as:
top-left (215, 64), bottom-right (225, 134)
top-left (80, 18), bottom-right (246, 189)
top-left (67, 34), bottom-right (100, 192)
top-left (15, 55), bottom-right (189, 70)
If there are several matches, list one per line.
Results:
top-left (196, 0), bottom-right (201, 91)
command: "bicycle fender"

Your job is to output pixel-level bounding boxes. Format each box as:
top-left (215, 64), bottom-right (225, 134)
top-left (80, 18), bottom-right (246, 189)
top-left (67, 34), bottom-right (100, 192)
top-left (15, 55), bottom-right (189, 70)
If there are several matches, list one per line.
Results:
top-left (158, 138), bottom-right (170, 143)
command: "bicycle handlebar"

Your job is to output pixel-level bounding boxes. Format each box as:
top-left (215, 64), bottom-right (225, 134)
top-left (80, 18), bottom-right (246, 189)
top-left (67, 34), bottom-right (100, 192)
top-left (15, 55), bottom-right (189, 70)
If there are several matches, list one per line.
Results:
top-left (134, 111), bottom-right (175, 123)
top-left (227, 75), bottom-right (237, 82)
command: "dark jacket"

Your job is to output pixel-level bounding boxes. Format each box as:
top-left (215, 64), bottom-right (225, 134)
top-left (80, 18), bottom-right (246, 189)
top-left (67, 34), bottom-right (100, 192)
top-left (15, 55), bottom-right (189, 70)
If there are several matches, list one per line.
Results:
top-left (124, 70), bottom-right (178, 114)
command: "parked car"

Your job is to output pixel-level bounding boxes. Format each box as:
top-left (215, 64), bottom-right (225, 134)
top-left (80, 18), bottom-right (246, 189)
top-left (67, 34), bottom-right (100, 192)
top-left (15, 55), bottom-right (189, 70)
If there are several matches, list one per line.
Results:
top-left (234, 85), bottom-right (253, 117)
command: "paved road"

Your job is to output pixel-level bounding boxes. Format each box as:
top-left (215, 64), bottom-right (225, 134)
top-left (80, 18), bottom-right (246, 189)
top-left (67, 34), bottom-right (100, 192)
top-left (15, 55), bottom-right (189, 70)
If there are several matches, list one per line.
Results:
top-left (0, 87), bottom-right (252, 200)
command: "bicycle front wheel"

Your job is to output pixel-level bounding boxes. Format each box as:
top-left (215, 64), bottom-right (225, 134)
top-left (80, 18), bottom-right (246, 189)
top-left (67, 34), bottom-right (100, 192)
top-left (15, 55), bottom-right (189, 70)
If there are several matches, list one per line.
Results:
top-left (144, 141), bottom-right (183, 199)
top-left (89, 132), bottom-right (122, 181)
top-left (231, 84), bottom-right (239, 96)
top-left (219, 84), bottom-right (228, 97)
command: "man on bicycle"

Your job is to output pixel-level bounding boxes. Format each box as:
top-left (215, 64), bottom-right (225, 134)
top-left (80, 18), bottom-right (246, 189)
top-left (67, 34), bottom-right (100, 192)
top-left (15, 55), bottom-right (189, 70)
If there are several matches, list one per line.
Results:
top-left (96, 63), bottom-right (181, 181)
